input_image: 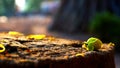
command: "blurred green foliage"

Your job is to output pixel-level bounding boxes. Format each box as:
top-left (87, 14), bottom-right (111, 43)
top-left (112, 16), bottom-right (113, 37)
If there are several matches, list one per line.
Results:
top-left (0, 0), bottom-right (15, 16)
top-left (89, 11), bottom-right (120, 51)
top-left (25, 0), bottom-right (43, 13)
top-left (0, 0), bottom-right (5, 16)
top-left (0, 0), bottom-right (43, 16)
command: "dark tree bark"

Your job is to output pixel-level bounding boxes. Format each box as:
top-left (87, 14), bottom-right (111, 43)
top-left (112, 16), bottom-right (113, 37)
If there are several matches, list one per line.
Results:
top-left (49, 0), bottom-right (120, 33)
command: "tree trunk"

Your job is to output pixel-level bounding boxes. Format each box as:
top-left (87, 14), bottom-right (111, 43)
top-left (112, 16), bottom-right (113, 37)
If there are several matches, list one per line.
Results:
top-left (49, 0), bottom-right (120, 33)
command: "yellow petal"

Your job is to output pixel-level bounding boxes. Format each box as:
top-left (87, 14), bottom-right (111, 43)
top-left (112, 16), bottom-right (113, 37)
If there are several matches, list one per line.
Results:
top-left (82, 44), bottom-right (89, 50)
top-left (108, 42), bottom-right (115, 46)
top-left (8, 31), bottom-right (23, 35)
top-left (0, 44), bottom-right (5, 53)
top-left (76, 53), bottom-right (85, 57)
top-left (26, 34), bottom-right (46, 40)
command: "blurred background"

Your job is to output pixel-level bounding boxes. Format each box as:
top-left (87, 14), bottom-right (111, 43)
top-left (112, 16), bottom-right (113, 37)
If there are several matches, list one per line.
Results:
top-left (0, 0), bottom-right (120, 68)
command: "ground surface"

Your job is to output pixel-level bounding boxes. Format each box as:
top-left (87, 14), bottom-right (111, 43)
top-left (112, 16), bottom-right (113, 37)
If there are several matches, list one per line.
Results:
top-left (0, 15), bottom-right (119, 68)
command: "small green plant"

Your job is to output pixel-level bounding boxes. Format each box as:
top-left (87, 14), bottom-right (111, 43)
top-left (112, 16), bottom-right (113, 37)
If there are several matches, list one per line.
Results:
top-left (83, 37), bottom-right (102, 51)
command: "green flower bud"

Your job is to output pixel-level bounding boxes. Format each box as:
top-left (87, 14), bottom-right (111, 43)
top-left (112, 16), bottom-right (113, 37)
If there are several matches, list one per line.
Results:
top-left (86, 37), bottom-right (103, 51)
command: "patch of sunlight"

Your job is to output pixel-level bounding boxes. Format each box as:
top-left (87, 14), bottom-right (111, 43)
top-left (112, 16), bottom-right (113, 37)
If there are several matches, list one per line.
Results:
top-left (15, 0), bottom-right (26, 12)
top-left (0, 16), bottom-right (8, 23)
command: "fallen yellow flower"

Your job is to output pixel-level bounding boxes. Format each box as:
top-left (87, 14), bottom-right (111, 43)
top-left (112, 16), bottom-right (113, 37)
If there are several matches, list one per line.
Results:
top-left (26, 34), bottom-right (46, 40)
top-left (8, 31), bottom-right (23, 35)
top-left (0, 44), bottom-right (5, 53)
top-left (76, 53), bottom-right (85, 57)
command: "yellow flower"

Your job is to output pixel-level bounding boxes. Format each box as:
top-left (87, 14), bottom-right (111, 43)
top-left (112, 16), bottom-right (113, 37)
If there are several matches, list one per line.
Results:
top-left (0, 44), bottom-right (5, 53)
top-left (8, 31), bottom-right (23, 35)
top-left (26, 34), bottom-right (46, 40)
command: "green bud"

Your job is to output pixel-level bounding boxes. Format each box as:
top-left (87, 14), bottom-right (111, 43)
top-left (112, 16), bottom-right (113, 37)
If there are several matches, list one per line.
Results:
top-left (87, 42), bottom-right (94, 51)
top-left (86, 37), bottom-right (102, 51)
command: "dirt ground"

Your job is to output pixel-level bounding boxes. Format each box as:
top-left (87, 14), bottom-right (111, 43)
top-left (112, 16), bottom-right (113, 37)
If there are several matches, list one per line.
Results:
top-left (0, 16), bottom-right (119, 68)
top-left (0, 16), bottom-right (51, 34)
